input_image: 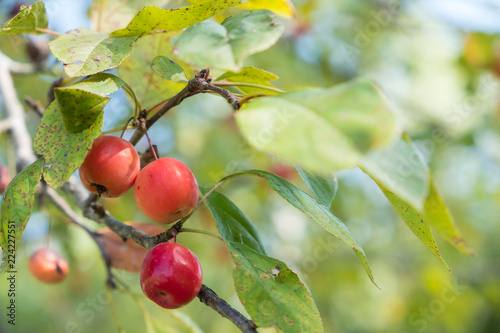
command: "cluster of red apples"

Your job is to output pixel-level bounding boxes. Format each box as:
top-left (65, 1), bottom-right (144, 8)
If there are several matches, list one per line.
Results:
top-left (80, 135), bottom-right (202, 309)
top-left (28, 135), bottom-right (203, 310)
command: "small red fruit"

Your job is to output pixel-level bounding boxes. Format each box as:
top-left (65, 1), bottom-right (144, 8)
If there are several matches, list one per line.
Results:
top-left (28, 248), bottom-right (69, 284)
top-left (140, 242), bottom-right (203, 309)
top-left (0, 164), bottom-right (11, 193)
top-left (79, 135), bottom-right (140, 198)
top-left (134, 158), bottom-right (199, 224)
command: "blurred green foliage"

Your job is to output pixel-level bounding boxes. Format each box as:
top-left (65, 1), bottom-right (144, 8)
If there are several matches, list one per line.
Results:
top-left (1, 0), bottom-right (500, 332)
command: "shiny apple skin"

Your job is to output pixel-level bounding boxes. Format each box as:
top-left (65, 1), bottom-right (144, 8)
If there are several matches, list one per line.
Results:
top-left (134, 158), bottom-right (199, 224)
top-left (79, 135), bottom-right (140, 198)
top-left (140, 242), bottom-right (203, 309)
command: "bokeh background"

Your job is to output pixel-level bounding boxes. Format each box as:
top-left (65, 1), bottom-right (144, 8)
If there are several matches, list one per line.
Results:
top-left (1, 0), bottom-right (500, 332)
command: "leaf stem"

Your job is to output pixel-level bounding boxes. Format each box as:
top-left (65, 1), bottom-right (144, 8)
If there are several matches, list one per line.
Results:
top-left (179, 228), bottom-right (224, 241)
top-left (121, 81), bottom-right (142, 120)
top-left (237, 93), bottom-right (269, 106)
top-left (213, 81), bottom-right (284, 93)
top-left (35, 27), bottom-right (60, 36)
top-left (101, 125), bottom-right (135, 135)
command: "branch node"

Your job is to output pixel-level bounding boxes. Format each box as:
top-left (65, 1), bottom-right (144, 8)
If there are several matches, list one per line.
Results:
top-left (90, 201), bottom-right (106, 218)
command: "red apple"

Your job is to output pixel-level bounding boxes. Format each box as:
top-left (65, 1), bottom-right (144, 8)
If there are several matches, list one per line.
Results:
top-left (28, 248), bottom-right (69, 284)
top-left (79, 135), bottom-right (140, 198)
top-left (134, 158), bottom-right (199, 224)
top-left (0, 164), bottom-right (10, 193)
top-left (140, 242), bottom-right (203, 309)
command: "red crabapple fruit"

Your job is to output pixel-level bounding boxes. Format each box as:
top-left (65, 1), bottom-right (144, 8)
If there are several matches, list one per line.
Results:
top-left (134, 158), bottom-right (199, 224)
top-left (28, 248), bottom-right (69, 284)
top-left (79, 135), bottom-right (140, 198)
top-left (140, 242), bottom-right (203, 309)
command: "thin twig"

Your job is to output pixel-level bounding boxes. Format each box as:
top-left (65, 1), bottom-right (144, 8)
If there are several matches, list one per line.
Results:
top-left (45, 187), bottom-right (94, 235)
top-left (129, 84), bottom-right (191, 145)
top-left (198, 285), bottom-right (258, 333)
top-left (24, 97), bottom-right (45, 117)
top-left (83, 199), bottom-right (156, 250)
top-left (0, 51), bottom-right (36, 74)
top-left (44, 186), bottom-right (118, 287)
top-left (129, 69), bottom-right (240, 146)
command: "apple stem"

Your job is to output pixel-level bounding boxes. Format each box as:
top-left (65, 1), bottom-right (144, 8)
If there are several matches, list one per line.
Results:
top-left (144, 131), bottom-right (159, 160)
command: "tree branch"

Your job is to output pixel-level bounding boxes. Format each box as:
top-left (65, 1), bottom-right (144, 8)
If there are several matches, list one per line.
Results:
top-left (0, 62), bottom-right (36, 170)
top-left (0, 119), bottom-right (11, 134)
top-left (129, 69), bottom-right (240, 146)
top-left (82, 199), bottom-right (156, 250)
top-left (0, 51), bottom-right (36, 74)
top-left (45, 186), bottom-right (118, 288)
top-left (198, 285), bottom-right (258, 333)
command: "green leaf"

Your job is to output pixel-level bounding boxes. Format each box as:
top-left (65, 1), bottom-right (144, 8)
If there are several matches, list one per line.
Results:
top-left (0, 159), bottom-right (43, 275)
top-left (54, 88), bottom-right (110, 133)
top-left (222, 10), bottom-right (284, 64)
top-left (67, 73), bottom-right (125, 96)
top-left (296, 167), bottom-right (338, 208)
top-left (171, 10), bottom-right (283, 71)
top-left (171, 21), bottom-right (238, 71)
top-left (90, 0), bottom-right (171, 34)
top-left (151, 56), bottom-right (188, 82)
top-left (234, 170), bottom-right (375, 284)
top-left (203, 188), bottom-right (266, 255)
top-left (228, 242), bottom-right (323, 333)
top-left (381, 187), bottom-right (450, 271)
top-left (216, 66), bottom-right (279, 94)
top-left (110, 0), bottom-right (241, 37)
top-left (48, 27), bottom-right (137, 77)
top-left (424, 182), bottom-right (473, 256)
top-left (360, 136), bottom-right (473, 261)
top-left (360, 138), bottom-right (429, 211)
top-left (118, 34), bottom-right (186, 108)
top-left (0, 1), bottom-right (47, 35)
top-left (34, 101), bottom-right (103, 188)
top-left (235, 79), bottom-right (398, 173)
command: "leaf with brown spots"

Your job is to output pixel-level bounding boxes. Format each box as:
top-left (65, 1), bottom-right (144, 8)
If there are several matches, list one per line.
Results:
top-left (110, 0), bottom-right (241, 37)
top-left (90, 0), bottom-right (171, 34)
top-left (49, 27), bottom-right (137, 77)
top-left (228, 242), bottom-right (323, 333)
top-left (0, 159), bottom-right (43, 275)
top-left (0, 1), bottom-right (47, 35)
top-left (67, 73), bottom-right (125, 96)
top-left (382, 187), bottom-right (450, 271)
top-left (96, 222), bottom-right (165, 273)
top-left (55, 88), bottom-right (110, 133)
top-left (34, 100), bottom-right (103, 188)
